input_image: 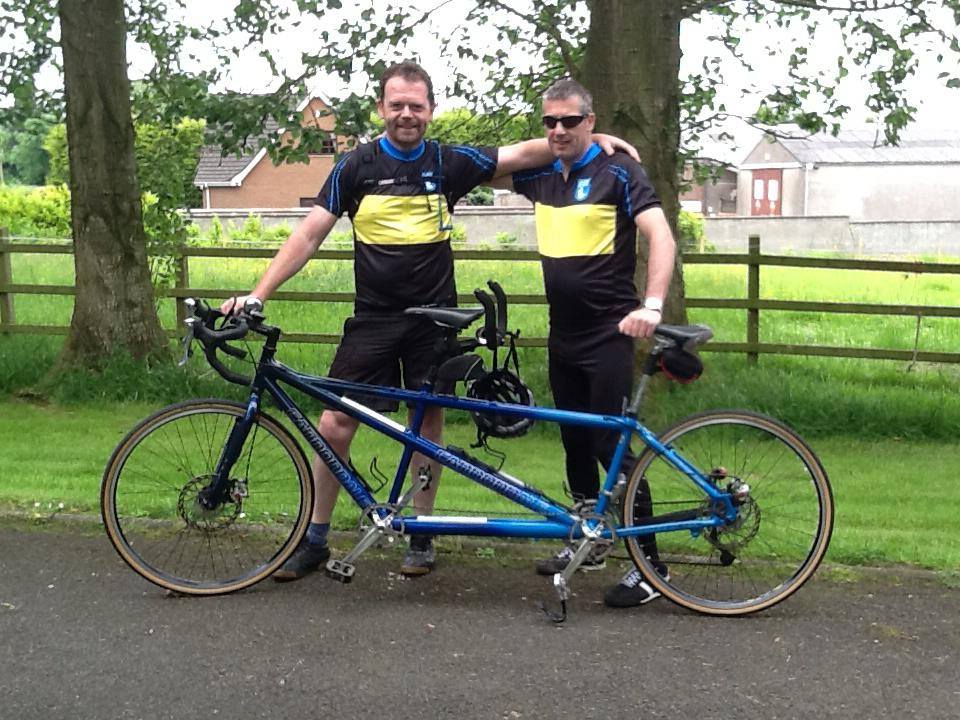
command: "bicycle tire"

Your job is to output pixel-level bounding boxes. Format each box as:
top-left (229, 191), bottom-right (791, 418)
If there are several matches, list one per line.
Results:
top-left (101, 399), bottom-right (313, 595)
top-left (623, 410), bottom-right (833, 616)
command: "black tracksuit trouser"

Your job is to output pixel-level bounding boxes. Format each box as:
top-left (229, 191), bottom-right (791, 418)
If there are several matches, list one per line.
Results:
top-left (548, 326), bottom-right (660, 561)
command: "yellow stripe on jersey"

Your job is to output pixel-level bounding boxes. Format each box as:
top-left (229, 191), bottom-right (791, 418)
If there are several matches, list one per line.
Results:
top-left (534, 203), bottom-right (617, 258)
top-left (354, 194), bottom-right (451, 245)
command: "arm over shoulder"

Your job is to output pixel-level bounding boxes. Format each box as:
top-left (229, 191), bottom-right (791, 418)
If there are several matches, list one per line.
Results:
top-left (441, 143), bottom-right (499, 203)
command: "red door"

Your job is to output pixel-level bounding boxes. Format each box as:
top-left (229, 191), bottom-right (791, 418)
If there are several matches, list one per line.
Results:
top-left (751, 169), bottom-right (782, 216)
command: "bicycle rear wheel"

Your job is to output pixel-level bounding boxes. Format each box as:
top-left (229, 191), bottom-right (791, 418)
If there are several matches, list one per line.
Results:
top-left (101, 400), bottom-right (313, 595)
top-left (623, 410), bottom-right (833, 616)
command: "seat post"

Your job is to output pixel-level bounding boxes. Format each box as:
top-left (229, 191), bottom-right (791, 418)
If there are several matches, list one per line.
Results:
top-left (627, 338), bottom-right (670, 416)
top-left (424, 330), bottom-right (460, 387)
top-left (626, 371), bottom-right (652, 417)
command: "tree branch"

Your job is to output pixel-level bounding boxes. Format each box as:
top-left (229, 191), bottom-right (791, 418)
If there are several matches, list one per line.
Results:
top-left (476, 0), bottom-right (579, 76)
top-left (746, 0), bottom-right (918, 12)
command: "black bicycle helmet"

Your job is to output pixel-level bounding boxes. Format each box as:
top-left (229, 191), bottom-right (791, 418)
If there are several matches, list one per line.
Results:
top-left (466, 368), bottom-right (535, 439)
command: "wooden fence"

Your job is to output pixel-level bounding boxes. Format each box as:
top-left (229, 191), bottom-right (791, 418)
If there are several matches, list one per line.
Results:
top-left (2, 230), bottom-right (959, 364)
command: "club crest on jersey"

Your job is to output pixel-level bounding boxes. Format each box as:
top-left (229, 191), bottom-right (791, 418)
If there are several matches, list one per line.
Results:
top-left (574, 178), bottom-right (592, 201)
top-left (420, 170), bottom-right (437, 193)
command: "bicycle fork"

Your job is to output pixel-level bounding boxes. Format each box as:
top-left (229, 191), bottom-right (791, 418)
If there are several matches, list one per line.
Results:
top-left (198, 396), bottom-right (260, 510)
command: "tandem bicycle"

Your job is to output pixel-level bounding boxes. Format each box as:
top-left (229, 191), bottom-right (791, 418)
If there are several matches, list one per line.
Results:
top-left (101, 282), bottom-right (834, 622)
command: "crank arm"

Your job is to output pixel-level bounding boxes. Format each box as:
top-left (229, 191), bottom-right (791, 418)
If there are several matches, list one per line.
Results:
top-left (394, 470), bottom-right (431, 511)
top-left (339, 517), bottom-right (391, 567)
top-left (559, 538), bottom-right (596, 584)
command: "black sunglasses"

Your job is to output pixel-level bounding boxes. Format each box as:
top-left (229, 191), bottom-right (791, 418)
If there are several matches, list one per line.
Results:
top-left (542, 114), bottom-right (587, 130)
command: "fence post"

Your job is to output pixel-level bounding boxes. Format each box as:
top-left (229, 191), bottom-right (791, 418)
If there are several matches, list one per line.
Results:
top-left (0, 227), bottom-right (15, 331)
top-left (747, 234), bottom-right (760, 365)
top-left (174, 249), bottom-right (189, 337)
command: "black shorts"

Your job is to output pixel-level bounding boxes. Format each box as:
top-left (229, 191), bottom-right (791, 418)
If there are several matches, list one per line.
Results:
top-left (328, 314), bottom-right (451, 412)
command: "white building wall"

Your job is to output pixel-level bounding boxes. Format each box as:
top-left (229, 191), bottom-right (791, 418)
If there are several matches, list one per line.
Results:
top-left (805, 164), bottom-right (960, 221)
top-left (702, 216), bottom-right (960, 256)
top-left (185, 207), bottom-right (960, 256)
top-left (781, 167), bottom-right (805, 216)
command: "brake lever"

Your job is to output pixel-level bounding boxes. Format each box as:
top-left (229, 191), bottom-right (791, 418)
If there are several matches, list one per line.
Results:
top-left (178, 318), bottom-right (197, 367)
top-left (178, 298), bottom-right (199, 367)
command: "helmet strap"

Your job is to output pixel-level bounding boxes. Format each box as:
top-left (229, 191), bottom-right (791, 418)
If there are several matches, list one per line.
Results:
top-left (469, 432), bottom-right (507, 470)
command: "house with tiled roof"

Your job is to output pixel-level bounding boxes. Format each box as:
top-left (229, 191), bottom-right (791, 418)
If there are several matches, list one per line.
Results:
top-left (194, 94), bottom-right (352, 209)
top-left (737, 127), bottom-right (960, 220)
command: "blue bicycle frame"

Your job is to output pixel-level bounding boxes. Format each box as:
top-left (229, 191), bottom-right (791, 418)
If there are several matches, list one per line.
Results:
top-left (103, 303), bottom-right (831, 620)
top-left (226, 354), bottom-right (737, 543)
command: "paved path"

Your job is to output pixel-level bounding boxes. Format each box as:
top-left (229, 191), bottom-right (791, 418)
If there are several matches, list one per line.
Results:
top-left (1, 521), bottom-right (958, 720)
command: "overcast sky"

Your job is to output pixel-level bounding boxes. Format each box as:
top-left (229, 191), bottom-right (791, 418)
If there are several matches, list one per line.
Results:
top-left (27, 0), bottom-right (960, 163)
top-left (164, 0), bottom-right (960, 161)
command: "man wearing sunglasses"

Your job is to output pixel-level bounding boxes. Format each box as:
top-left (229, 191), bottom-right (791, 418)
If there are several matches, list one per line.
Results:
top-left (223, 62), bottom-right (640, 582)
top-left (495, 77), bottom-right (677, 608)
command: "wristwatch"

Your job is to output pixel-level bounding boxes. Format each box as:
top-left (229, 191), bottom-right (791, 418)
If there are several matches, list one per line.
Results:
top-left (642, 297), bottom-right (664, 314)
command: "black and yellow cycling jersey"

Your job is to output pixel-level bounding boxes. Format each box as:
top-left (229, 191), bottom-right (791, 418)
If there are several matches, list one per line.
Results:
top-left (316, 138), bottom-right (497, 313)
top-left (512, 143), bottom-right (660, 332)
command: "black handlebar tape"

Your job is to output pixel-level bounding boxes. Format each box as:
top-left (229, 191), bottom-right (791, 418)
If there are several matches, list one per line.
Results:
top-left (473, 288), bottom-right (498, 349)
top-left (202, 322), bottom-right (248, 343)
top-left (221, 342), bottom-right (247, 359)
top-left (192, 319), bottom-right (253, 385)
top-left (487, 280), bottom-right (507, 335)
top-left (202, 343), bottom-right (251, 385)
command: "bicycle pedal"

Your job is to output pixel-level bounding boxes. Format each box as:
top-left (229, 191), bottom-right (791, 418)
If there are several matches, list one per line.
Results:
top-left (325, 558), bottom-right (355, 583)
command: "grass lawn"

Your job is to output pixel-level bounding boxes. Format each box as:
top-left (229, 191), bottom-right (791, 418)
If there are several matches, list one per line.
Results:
top-left (9, 251), bottom-right (960, 353)
top-left (3, 245), bottom-right (959, 576)
top-left (2, 399), bottom-right (957, 572)
top-left (5, 250), bottom-right (959, 441)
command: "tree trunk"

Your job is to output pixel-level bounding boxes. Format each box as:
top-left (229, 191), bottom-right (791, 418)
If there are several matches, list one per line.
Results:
top-left (56, 0), bottom-right (167, 369)
top-left (581, 0), bottom-right (687, 326)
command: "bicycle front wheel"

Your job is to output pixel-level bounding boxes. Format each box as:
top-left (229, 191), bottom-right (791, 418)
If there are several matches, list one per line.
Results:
top-left (623, 410), bottom-right (833, 616)
top-left (101, 400), bottom-right (313, 595)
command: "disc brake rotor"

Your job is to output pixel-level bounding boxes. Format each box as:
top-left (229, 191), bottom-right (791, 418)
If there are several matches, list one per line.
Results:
top-left (177, 475), bottom-right (242, 532)
top-left (706, 496), bottom-right (761, 555)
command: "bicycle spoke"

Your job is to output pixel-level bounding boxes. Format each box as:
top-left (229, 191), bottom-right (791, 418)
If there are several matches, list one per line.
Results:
top-left (104, 402), bottom-right (311, 594)
top-left (625, 411), bottom-right (832, 615)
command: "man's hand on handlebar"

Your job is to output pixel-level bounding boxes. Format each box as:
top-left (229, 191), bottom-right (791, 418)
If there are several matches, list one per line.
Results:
top-left (220, 295), bottom-right (263, 316)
